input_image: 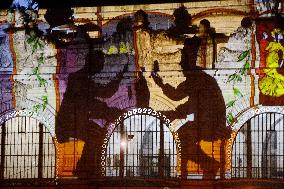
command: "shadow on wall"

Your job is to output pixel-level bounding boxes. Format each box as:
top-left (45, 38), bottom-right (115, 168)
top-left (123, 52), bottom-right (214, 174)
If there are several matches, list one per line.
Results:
top-left (152, 22), bottom-right (231, 179)
top-left (53, 9), bottom-right (152, 178)
top-left (135, 8), bottom-right (231, 179)
top-left (54, 7), bottom-right (231, 179)
top-left (55, 24), bottom-right (127, 178)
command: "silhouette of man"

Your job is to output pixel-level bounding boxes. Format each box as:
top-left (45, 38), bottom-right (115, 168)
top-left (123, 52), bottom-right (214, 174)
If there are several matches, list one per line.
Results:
top-left (56, 49), bottom-right (127, 177)
top-left (152, 36), bottom-right (231, 179)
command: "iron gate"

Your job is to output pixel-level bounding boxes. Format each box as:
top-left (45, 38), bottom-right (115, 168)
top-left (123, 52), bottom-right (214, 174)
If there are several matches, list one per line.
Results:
top-left (231, 113), bottom-right (284, 179)
top-left (105, 113), bottom-right (177, 178)
top-left (0, 116), bottom-right (56, 182)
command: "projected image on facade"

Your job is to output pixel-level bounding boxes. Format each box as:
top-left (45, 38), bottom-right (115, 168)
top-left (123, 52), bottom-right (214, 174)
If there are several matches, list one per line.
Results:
top-left (0, 0), bottom-right (284, 188)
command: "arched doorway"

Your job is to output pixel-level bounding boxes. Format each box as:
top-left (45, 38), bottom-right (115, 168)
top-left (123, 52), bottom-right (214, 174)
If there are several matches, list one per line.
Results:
top-left (104, 108), bottom-right (179, 178)
top-left (0, 116), bottom-right (56, 182)
top-left (231, 112), bottom-right (284, 179)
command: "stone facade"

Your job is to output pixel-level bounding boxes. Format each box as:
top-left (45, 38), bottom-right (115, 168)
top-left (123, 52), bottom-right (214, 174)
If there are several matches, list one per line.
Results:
top-left (0, 0), bottom-right (284, 188)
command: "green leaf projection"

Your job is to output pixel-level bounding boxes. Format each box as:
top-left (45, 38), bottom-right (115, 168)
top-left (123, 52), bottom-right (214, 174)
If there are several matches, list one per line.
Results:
top-left (233, 87), bottom-right (243, 98)
top-left (237, 50), bottom-right (249, 62)
top-left (226, 99), bottom-right (236, 108)
top-left (226, 47), bottom-right (250, 124)
top-left (26, 31), bottom-right (49, 112)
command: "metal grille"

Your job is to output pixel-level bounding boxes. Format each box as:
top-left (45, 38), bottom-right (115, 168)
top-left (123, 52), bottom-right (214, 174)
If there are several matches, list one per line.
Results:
top-left (0, 116), bottom-right (56, 180)
top-left (106, 114), bottom-right (177, 178)
top-left (232, 113), bottom-right (284, 179)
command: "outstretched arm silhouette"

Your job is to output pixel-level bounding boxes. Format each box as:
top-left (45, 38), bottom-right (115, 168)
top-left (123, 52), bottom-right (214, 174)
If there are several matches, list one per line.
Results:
top-left (151, 69), bottom-right (187, 101)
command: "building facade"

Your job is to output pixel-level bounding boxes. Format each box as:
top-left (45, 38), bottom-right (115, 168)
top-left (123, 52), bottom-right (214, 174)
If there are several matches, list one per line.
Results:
top-left (0, 0), bottom-right (284, 188)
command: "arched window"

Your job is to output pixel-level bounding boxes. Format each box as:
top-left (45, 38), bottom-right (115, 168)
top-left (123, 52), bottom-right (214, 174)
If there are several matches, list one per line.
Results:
top-left (231, 113), bottom-right (284, 179)
top-left (0, 116), bottom-right (56, 182)
top-left (105, 112), bottom-right (177, 178)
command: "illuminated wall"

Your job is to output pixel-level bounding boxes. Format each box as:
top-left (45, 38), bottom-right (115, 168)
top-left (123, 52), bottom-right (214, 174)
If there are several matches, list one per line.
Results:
top-left (0, 0), bottom-right (284, 181)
